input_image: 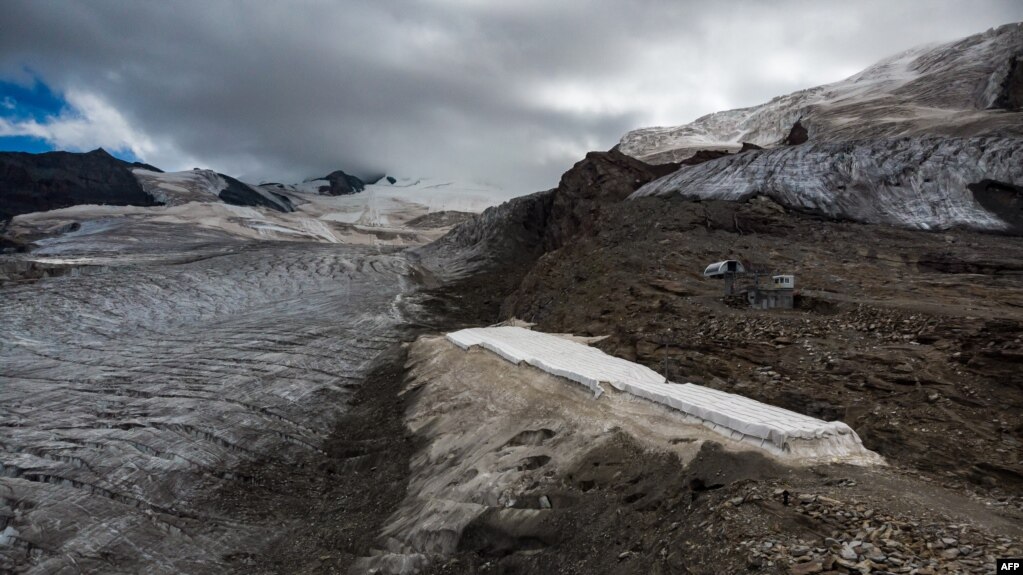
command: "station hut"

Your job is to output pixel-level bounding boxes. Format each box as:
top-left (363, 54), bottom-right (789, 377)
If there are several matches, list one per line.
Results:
top-left (747, 274), bottom-right (795, 309)
top-left (703, 260), bottom-right (745, 295)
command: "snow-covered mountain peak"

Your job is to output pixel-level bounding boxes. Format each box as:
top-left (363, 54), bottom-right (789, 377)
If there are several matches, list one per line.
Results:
top-left (627, 23), bottom-right (1023, 234)
top-left (620, 22), bottom-right (1023, 164)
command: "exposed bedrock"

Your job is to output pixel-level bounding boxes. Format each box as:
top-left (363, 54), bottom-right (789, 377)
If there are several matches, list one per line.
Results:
top-left (416, 148), bottom-right (674, 281)
top-left (994, 54), bottom-right (1023, 111)
top-left (0, 149), bottom-right (160, 221)
top-left (313, 169), bottom-right (366, 196)
top-left (783, 119), bottom-right (809, 145)
top-left (216, 172), bottom-right (295, 212)
top-left (632, 136), bottom-right (1023, 233)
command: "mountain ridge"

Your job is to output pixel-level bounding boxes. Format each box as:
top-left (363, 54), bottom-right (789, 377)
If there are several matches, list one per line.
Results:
top-left (623, 22), bottom-right (1023, 233)
top-left (620, 22), bottom-right (1023, 164)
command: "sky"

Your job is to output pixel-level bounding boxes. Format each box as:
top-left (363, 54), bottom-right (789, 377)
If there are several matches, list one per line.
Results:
top-left (1, 1), bottom-right (1020, 194)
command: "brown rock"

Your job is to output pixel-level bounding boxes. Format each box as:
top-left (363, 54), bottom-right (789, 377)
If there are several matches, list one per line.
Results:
top-left (790, 559), bottom-right (825, 575)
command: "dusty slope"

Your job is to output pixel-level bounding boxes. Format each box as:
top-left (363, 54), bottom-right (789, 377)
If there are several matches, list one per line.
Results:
top-left (385, 336), bottom-right (1021, 575)
top-left (481, 151), bottom-right (1023, 495)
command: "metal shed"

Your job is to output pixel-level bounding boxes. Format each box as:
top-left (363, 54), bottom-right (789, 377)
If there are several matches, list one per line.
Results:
top-left (703, 260), bottom-right (746, 278)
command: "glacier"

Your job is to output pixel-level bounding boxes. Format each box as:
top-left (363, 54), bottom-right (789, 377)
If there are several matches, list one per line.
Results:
top-left (0, 242), bottom-right (416, 573)
top-left (619, 23), bottom-right (1023, 163)
top-left (621, 22), bottom-right (1023, 233)
top-left (631, 135), bottom-right (1023, 232)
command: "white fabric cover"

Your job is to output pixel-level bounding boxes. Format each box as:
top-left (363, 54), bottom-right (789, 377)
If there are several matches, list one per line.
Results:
top-left (446, 326), bottom-right (879, 462)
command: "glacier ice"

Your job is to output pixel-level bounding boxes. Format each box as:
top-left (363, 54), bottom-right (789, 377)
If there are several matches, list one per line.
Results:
top-left (630, 136), bottom-right (1023, 232)
top-left (0, 243), bottom-right (416, 573)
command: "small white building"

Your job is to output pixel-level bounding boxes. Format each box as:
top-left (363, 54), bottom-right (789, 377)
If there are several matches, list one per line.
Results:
top-left (770, 275), bottom-right (795, 289)
top-left (748, 274), bottom-right (796, 309)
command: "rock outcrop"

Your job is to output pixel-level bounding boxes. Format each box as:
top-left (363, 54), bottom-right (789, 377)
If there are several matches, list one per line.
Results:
top-left (217, 173), bottom-right (295, 212)
top-left (312, 169), bottom-right (366, 196)
top-left (0, 148), bottom-right (160, 221)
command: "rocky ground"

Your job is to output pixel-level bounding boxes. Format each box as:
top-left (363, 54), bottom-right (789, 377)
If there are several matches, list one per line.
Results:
top-left (396, 148), bottom-right (1023, 574)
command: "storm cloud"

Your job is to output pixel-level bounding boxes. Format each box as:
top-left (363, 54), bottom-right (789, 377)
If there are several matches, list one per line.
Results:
top-left (1, 1), bottom-right (1021, 193)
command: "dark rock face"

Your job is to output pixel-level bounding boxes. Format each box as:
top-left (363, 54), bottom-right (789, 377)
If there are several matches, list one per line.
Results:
top-left (783, 120), bottom-right (809, 145)
top-left (679, 150), bottom-right (728, 165)
top-left (738, 142), bottom-right (764, 153)
top-left (217, 174), bottom-right (295, 213)
top-left (968, 179), bottom-right (1023, 233)
top-left (544, 149), bottom-right (679, 250)
top-left (415, 149), bottom-right (672, 284)
top-left (414, 190), bottom-right (554, 282)
top-left (994, 55), bottom-right (1023, 111)
top-left (314, 170), bottom-right (366, 196)
top-left (0, 148), bottom-right (159, 221)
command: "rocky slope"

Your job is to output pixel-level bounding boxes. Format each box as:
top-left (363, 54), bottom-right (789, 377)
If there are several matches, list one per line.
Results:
top-left (412, 138), bottom-right (1023, 573)
top-left (0, 148), bottom-right (160, 221)
top-left (622, 23), bottom-right (1023, 234)
top-left (133, 168), bottom-right (295, 212)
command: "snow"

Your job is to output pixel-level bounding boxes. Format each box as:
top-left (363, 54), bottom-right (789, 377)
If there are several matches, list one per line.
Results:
top-left (133, 168), bottom-right (227, 205)
top-left (619, 23), bottom-right (1023, 163)
top-left (285, 177), bottom-right (514, 229)
top-left (631, 136), bottom-right (1022, 232)
top-left (8, 176), bottom-right (515, 254)
top-left (446, 326), bottom-right (882, 463)
top-left (619, 23), bottom-right (1023, 233)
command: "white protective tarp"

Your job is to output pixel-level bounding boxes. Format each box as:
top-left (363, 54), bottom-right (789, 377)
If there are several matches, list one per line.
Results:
top-left (446, 326), bottom-right (666, 399)
top-left (446, 326), bottom-right (880, 462)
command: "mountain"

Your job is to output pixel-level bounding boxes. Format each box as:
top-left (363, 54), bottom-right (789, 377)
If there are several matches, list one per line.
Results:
top-left (259, 169), bottom-right (366, 196)
top-left (1, 155), bottom-right (514, 255)
top-left (133, 168), bottom-right (295, 212)
top-left (0, 149), bottom-right (305, 221)
top-left (620, 23), bottom-right (1023, 162)
top-left (623, 23), bottom-right (1023, 233)
top-left (0, 148), bottom-right (161, 221)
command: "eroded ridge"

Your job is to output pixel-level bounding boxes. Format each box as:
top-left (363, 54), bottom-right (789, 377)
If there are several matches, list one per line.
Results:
top-left (446, 326), bottom-right (881, 463)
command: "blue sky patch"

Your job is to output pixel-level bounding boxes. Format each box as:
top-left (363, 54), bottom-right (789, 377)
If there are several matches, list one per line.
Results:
top-left (0, 78), bottom-right (66, 120)
top-left (0, 76), bottom-right (140, 163)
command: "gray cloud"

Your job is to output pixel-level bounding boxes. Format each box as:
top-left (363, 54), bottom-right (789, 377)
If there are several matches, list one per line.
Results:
top-left (1, 0), bottom-right (1021, 193)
